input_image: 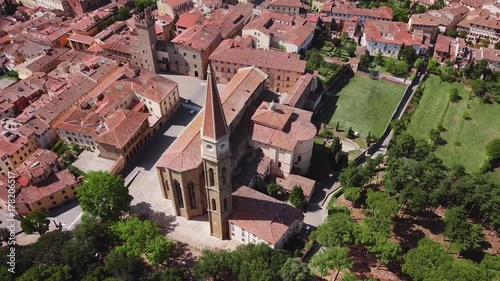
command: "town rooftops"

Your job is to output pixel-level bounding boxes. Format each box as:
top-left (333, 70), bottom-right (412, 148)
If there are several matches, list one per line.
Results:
top-left (229, 185), bottom-right (304, 245)
top-left (69, 33), bottom-right (96, 45)
top-left (410, 13), bottom-right (451, 27)
top-left (0, 131), bottom-right (31, 158)
top-left (276, 174), bottom-right (315, 199)
top-left (69, 9), bottom-right (113, 32)
top-left (17, 169), bottom-right (78, 204)
top-left (331, 4), bottom-right (393, 20)
top-left (171, 23), bottom-right (222, 50)
top-left (251, 101), bottom-right (316, 151)
top-left (159, 0), bottom-right (192, 8)
top-left (176, 11), bottom-right (204, 29)
top-left (243, 11), bottom-right (316, 47)
top-left (209, 38), bottom-right (306, 73)
top-left (134, 74), bottom-right (178, 103)
top-left (15, 149), bottom-right (59, 184)
top-left (95, 109), bottom-right (149, 149)
top-left (477, 47), bottom-right (500, 63)
top-left (268, 0), bottom-right (302, 8)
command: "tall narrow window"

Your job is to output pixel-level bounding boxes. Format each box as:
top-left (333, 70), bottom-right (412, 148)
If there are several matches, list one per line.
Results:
top-left (211, 198), bottom-right (217, 211)
top-left (208, 168), bottom-right (215, 186)
top-left (221, 167), bottom-right (227, 185)
top-left (174, 180), bottom-right (184, 208)
top-left (223, 198), bottom-right (228, 211)
top-left (188, 182), bottom-right (196, 209)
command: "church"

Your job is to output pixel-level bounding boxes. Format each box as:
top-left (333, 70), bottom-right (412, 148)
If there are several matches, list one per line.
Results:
top-left (156, 64), bottom-right (316, 248)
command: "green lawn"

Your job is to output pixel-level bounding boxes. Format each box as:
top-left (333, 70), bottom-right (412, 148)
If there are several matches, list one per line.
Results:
top-left (320, 75), bottom-right (405, 138)
top-left (406, 75), bottom-right (500, 172)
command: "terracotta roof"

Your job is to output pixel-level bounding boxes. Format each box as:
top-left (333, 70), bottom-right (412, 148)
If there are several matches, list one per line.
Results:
top-left (69, 33), bottom-right (95, 45)
top-left (252, 102), bottom-right (292, 131)
top-left (202, 64), bottom-right (228, 140)
top-left (363, 19), bottom-right (429, 47)
top-left (435, 34), bottom-right (452, 53)
top-left (176, 11), bottom-right (204, 29)
top-left (470, 16), bottom-right (500, 30)
top-left (251, 102), bottom-right (316, 150)
top-left (209, 39), bottom-right (306, 73)
top-left (17, 169), bottom-right (78, 204)
top-left (0, 131), bottom-right (31, 158)
top-left (410, 13), bottom-right (451, 27)
top-left (477, 47), bottom-right (500, 63)
top-left (15, 149), bottom-right (59, 184)
top-left (135, 75), bottom-right (178, 103)
top-left (171, 24), bottom-right (222, 50)
top-left (95, 109), bottom-right (149, 149)
top-left (321, 1), bottom-right (334, 13)
top-left (159, 0), bottom-right (192, 8)
top-left (331, 4), bottom-right (393, 20)
top-left (269, 0), bottom-right (302, 8)
top-left (460, 0), bottom-right (491, 8)
top-left (243, 11), bottom-right (316, 48)
top-left (276, 174), bottom-right (315, 198)
top-left (220, 66), bottom-right (268, 125)
top-left (284, 72), bottom-right (315, 106)
top-left (229, 185), bottom-right (304, 245)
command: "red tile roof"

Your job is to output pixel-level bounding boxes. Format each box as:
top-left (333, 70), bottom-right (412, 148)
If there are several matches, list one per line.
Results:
top-left (229, 185), bottom-right (304, 245)
top-left (17, 169), bottom-right (78, 204)
top-left (175, 11), bottom-right (204, 29)
top-left (171, 24), bottom-right (222, 50)
top-left (69, 33), bottom-right (95, 45)
top-left (277, 174), bottom-right (315, 198)
top-left (269, 0), bottom-right (302, 8)
top-left (209, 39), bottom-right (306, 73)
top-left (363, 19), bottom-right (428, 47)
top-left (95, 109), bottom-right (149, 148)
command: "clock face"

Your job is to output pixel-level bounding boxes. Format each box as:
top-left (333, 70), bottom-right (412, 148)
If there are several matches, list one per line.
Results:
top-left (219, 142), bottom-right (229, 152)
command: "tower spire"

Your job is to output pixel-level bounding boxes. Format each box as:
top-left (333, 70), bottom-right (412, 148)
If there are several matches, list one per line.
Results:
top-left (202, 64), bottom-right (228, 141)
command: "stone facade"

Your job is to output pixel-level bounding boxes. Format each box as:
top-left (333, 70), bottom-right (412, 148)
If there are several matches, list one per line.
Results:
top-left (132, 8), bottom-right (159, 73)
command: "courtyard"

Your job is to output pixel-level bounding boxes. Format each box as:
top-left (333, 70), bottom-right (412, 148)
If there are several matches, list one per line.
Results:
top-left (318, 75), bottom-right (405, 139)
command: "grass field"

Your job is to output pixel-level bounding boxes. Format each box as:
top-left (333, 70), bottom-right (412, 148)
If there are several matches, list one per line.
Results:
top-left (406, 75), bottom-right (500, 173)
top-left (319, 75), bottom-right (405, 138)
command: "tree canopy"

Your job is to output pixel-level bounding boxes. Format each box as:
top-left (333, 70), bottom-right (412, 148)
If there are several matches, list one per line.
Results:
top-left (77, 171), bottom-right (132, 221)
top-left (21, 210), bottom-right (50, 235)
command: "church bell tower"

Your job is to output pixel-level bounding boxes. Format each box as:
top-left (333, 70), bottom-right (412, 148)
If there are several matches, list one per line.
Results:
top-left (201, 64), bottom-right (233, 239)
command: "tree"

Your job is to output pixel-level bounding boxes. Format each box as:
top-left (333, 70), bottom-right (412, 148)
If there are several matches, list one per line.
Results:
top-left (289, 185), bottom-right (306, 208)
top-left (0, 228), bottom-right (9, 243)
top-left (111, 216), bottom-right (175, 265)
top-left (481, 39), bottom-right (491, 47)
top-left (21, 210), bottom-right (50, 235)
top-left (486, 139), bottom-right (500, 160)
top-left (346, 43), bottom-right (357, 57)
top-left (344, 187), bottom-right (362, 206)
top-left (366, 132), bottom-right (372, 145)
top-left (385, 59), bottom-right (409, 76)
top-left (18, 264), bottom-right (72, 281)
top-left (448, 88), bottom-right (460, 102)
top-left (402, 238), bottom-right (454, 281)
top-left (313, 212), bottom-right (358, 247)
top-left (134, 0), bottom-right (157, 12)
top-left (306, 51), bottom-right (325, 70)
top-left (429, 128), bottom-right (440, 144)
top-left (481, 254), bottom-right (500, 280)
top-left (116, 6), bottom-right (131, 21)
top-left (415, 4), bottom-right (426, 13)
top-left (495, 42), bottom-right (500, 50)
top-left (347, 127), bottom-right (354, 139)
top-left (104, 249), bottom-right (144, 281)
top-left (193, 249), bottom-right (232, 280)
top-left (267, 182), bottom-right (282, 197)
top-left (462, 111), bottom-right (471, 120)
top-left (393, 7), bottom-right (408, 22)
top-left (428, 58), bottom-right (439, 72)
top-left (445, 29), bottom-right (459, 38)
top-left (444, 206), bottom-right (484, 253)
top-left (471, 79), bottom-right (487, 97)
top-left (310, 247), bottom-right (353, 279)
top-left (336, 121), bottom-right (340, 132)
top-left (78, 171), bottom-right (132, 221)
top-left (279, 258), bottom-right (311, 281)
top-left (400, 46), bottom-right (417, 66)
top-left (368, 237), bottom-right (402, 268)
top-left (414, 58), bottom-right (424, 69)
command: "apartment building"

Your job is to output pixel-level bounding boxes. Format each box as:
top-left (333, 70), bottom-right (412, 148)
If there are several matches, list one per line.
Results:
top-left (157, 0), bottom-right (194, 18)
top-left (242, 11), bottom-right (316, 53)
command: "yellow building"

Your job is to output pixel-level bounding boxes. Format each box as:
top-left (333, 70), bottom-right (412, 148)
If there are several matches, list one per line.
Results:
top-left (0, 131), bottom-right (38, 177)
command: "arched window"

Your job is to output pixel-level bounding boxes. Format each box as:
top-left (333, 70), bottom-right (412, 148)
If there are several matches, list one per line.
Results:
top-left (188, 182), bottom-right (196, 209)
top-left (174, 180), bottom-right (184, 208)
top-left (211, 198), bottom-right (217, 211)
top-left (221, 167), bottom-right (227, 185)
top-left (223, 198), bottom-right (228, 212)
top-left (208, 168), bottom-right (215, 186)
